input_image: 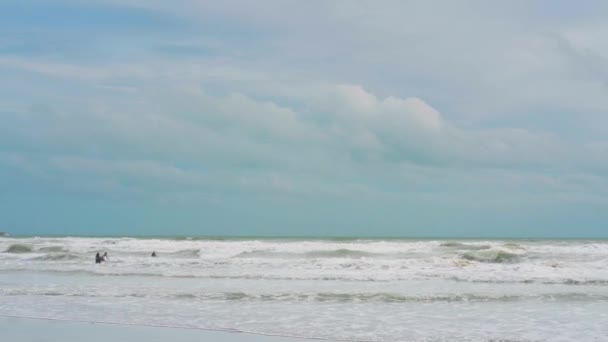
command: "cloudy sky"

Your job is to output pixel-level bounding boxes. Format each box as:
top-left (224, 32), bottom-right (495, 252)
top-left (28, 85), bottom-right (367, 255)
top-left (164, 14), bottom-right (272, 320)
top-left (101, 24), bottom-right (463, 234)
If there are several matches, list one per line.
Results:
top-left (1, 1), bottom-right (607, 237)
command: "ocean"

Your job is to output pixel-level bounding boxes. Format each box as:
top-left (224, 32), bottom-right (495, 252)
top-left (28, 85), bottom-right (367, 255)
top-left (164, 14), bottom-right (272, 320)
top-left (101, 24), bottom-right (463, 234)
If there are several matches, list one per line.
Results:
top-left (0, 236), bottom-right (607, 341)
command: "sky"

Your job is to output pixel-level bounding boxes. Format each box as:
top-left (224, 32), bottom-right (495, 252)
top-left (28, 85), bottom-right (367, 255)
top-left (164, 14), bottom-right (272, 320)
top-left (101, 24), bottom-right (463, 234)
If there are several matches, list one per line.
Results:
top-left (1, 0), bottom-right (607, 237)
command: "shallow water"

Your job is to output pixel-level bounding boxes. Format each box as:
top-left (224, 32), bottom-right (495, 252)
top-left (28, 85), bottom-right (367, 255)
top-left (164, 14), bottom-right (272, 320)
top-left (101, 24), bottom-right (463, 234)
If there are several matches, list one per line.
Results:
top-left (1, 237), bottom-right (607, 341)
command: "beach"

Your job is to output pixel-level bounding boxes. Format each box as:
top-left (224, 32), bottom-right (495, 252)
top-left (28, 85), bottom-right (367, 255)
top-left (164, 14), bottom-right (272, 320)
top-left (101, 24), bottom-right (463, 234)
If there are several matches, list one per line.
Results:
top-left (1, 237), bottom-right (608, 341)
top-left (0, 316), bottom-right (325, 342)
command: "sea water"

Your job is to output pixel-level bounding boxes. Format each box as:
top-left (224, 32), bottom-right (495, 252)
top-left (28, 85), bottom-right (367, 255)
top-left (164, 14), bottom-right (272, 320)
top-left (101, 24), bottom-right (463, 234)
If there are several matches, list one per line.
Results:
top-left (0, 237), bottom-right (607, 341)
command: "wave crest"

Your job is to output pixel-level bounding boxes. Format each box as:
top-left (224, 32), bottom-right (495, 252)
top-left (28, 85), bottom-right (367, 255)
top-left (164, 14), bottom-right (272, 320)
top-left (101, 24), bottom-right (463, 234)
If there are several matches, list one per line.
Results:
top-left (38, 246), bottom-right (68, 253)
top-left (306, 249), bottom-right (376, 258)
top-left (440, 242), bottom-right (490, 250)
top-left (236, 248), bottom-right (377, 259)
top-left (462, 248), bottom-right (524, 263)
top-left (172, 249), bottom-right (200, 257)
top-left (32, 253), bottom-right (80, 261)
top-left (5, 244), bottom-right (33, 253)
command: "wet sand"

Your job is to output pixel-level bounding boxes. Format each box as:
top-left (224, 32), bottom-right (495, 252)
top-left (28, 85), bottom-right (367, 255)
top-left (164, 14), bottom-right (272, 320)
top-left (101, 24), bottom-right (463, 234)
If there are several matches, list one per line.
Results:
top-left (0, 316), bottom-right (335, 342)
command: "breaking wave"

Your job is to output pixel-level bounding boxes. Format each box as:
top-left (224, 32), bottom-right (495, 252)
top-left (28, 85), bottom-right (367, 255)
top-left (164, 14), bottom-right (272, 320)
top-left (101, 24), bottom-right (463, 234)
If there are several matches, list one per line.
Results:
top-left (5, 244), bottom-right (33, 254)
top-left (38, 246), bottom-right (68, 253)
top-left (1, 237), bottom-right (607, 342)
top-left (305, 249), bottom-right (378, 258)
top-left (171, 249), bottom-right (200, 257)
top-left (1, 237), bottom-right (607, 286)
top-left (440, 242), bottom-right (490, 250)
top-left (237, 249), bottom-right (378, 259)
top-left (32, 253), bottom-right (80, 261)
top-left (462, 248), bottom-right (525, 263)
top-left (2, 288), bottom-right (607, 303)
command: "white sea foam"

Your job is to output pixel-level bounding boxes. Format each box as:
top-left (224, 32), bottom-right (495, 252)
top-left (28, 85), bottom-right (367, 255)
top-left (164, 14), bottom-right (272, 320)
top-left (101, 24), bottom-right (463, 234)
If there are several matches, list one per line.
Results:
top-left (1, 237), bottom-right (607, 341)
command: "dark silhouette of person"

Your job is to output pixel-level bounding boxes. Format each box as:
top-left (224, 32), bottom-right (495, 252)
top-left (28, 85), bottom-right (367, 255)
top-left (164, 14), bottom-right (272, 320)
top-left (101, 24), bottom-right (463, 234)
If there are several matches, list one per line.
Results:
top-left (95, 253), bottom-right (102, 264)
top-left (151, 251), bottom-right (157, 257)
top-left (101, 252), bottom-right (109, 262)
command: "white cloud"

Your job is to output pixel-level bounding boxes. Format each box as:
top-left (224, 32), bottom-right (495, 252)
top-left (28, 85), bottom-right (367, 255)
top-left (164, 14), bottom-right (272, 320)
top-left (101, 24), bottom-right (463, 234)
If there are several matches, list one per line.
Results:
top-left (2, 0), bottom-right (608, 210)
top-left (2, 61), bottom-right (606, 204)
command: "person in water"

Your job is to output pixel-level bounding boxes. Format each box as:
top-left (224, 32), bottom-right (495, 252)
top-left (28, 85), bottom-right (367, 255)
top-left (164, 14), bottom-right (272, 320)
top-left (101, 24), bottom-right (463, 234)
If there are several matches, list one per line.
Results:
top-left (101, 252), bottom-right (109, 262)
top-left (151, 251), bottom-right (157, 257)
top-left (95, 252), bottom-right (102, 264)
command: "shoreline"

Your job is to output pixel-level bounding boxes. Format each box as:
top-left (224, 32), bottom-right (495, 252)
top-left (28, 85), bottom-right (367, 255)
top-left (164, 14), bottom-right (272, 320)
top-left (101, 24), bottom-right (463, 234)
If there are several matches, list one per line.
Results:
top-left (0, 315), bottom-right (342, 342)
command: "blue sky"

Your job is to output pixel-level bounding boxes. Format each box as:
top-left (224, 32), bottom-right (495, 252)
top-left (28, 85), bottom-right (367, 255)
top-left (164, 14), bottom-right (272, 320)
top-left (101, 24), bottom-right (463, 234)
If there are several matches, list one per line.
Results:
top-left (1, 1), bottom-right (608, 237)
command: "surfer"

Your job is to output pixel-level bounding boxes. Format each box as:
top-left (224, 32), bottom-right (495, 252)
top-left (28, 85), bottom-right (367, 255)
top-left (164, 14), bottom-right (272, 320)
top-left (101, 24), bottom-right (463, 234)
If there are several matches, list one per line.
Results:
top-left (151, 251), bottom-right (157, 257)
top-left (101, 252), bottom-right (109, 262)
top-left (95, 252), bottom-right (102, 264)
